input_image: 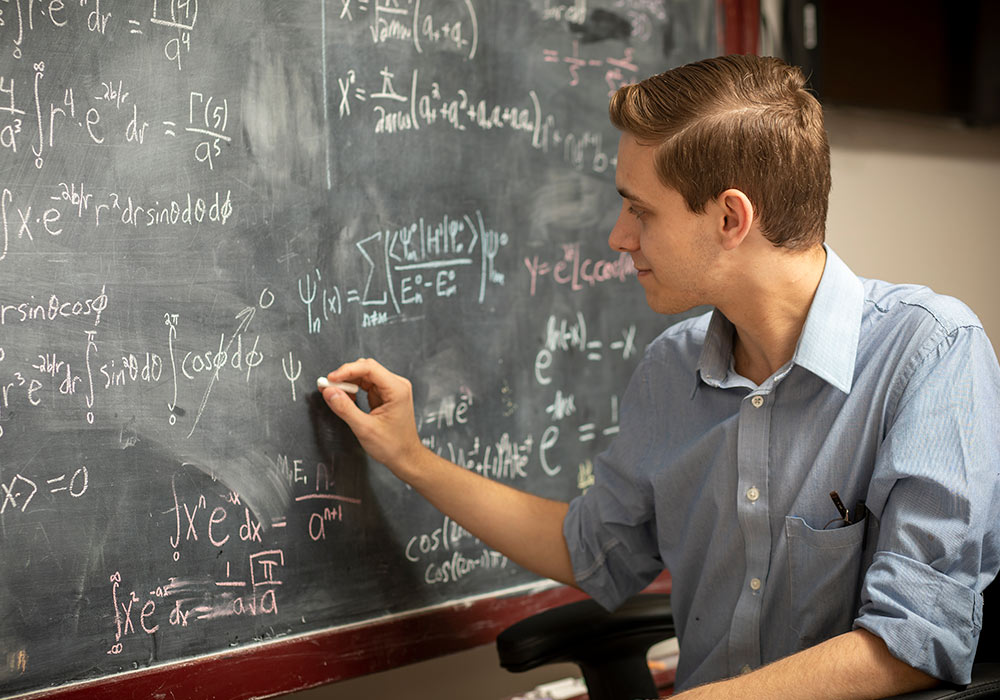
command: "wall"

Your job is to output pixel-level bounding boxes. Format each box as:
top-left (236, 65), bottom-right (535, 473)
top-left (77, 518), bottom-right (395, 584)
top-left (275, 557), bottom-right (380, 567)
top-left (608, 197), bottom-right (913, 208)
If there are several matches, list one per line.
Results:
top-left (280, 107), bottom-right (1000, 700)
top-left (825, 108), bottom-right (1000, 354)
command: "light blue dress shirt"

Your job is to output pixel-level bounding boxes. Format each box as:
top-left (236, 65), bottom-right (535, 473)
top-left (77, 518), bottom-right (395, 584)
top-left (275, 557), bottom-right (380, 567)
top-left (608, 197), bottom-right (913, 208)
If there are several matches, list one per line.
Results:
top-left (563, 247), bottom-right (1000, 690)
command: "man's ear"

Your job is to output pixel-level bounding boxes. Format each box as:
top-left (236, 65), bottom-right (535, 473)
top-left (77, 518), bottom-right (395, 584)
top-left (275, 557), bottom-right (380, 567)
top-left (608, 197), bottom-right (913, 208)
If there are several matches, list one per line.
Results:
top-left (716, 189), bottom-right (755, 251)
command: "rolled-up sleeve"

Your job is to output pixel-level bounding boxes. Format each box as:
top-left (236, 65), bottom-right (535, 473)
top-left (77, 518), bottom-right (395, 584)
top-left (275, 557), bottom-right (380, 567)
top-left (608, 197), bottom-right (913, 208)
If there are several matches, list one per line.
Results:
top-left (563, 355), bottom-right (664, 612)
top-left (855, 325), bottom-right (1000, 684)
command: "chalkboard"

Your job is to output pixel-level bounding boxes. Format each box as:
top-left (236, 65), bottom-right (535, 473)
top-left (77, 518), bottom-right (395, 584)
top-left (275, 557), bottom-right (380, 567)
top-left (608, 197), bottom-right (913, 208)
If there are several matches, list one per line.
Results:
top-left (0, 1), bottom-right (715, 696)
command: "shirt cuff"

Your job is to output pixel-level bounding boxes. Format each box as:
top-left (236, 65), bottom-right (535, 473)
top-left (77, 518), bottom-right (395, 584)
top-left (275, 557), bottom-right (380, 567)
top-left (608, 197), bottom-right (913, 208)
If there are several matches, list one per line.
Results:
top-left (563, 495), bottom-right (660, 612)
top-left (855, 551), bottom-right (983, 684)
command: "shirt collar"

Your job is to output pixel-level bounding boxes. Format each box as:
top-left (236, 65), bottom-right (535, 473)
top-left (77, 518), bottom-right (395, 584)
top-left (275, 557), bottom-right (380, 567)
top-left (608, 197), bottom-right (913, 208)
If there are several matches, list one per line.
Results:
top-left (695, 245), bottom-right (863, 394)
top-left (696, 310), bottom-right (736, 390)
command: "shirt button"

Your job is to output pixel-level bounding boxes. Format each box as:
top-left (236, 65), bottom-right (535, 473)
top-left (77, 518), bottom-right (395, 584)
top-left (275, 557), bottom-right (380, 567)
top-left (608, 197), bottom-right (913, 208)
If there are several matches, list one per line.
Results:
top-left (746, 486), bottom-right (760, 502)
top-left (749, 577), bottom-right (762, 591)
top-left (751, 395), bottom-right (764, 408)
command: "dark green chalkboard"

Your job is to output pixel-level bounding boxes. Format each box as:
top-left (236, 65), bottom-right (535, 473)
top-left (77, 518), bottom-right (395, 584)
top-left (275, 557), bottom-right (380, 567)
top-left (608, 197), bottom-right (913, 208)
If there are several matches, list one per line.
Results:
top-left (0, 1), bottom-right (714, 695)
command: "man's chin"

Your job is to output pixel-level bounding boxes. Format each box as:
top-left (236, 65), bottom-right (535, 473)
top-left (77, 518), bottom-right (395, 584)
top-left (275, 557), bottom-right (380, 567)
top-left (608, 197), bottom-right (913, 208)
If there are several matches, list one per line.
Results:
top-left (645, 292), bottom-right (698, 316)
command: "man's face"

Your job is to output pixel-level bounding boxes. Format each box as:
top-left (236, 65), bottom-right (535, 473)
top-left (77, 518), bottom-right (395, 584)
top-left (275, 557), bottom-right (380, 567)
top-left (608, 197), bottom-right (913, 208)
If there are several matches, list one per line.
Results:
top-left (610, 132), bottom-right (720, 315)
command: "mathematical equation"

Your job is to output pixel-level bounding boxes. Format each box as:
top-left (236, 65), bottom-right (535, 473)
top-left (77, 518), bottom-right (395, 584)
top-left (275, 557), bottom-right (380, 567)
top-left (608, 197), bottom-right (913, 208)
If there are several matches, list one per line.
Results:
top-left (404, 511), bottom-right (508, 586)
top-left (332, 61), bottom-right (616, 174)
top-left (0, 184), bottom-right (234, 264)
top-left (413, 384), bottom-right (620, 510)
top-left (296, 209), bottom-right (507, 331)
top-left (0, 61), bottom-right (232, 174)
top-left (336, 0), bottom-right (480, 60)
top-left (543, 42), bottom-right (639, 94)
top-left (0, 466), bottom-right (88, 516)
top-left (532, 310), bottom-right (639, 481)
top-left (323, 0), bottom-right (677, 175)
top-left (107, 458), bottom-right (363, 656)
top-left (2, 0), bottom-right (204, 70)
top-left (414, 305), bottom-right (638, 488)
top-left (524, 242), bottom-right (637, 296)
top-left (0, 291), bottom-right (275, 441)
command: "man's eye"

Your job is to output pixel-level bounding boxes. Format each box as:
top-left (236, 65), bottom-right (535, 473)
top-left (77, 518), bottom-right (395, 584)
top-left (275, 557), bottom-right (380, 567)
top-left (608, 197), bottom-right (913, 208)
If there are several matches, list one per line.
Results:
top-left (628, 205), bottom-right (645, 219)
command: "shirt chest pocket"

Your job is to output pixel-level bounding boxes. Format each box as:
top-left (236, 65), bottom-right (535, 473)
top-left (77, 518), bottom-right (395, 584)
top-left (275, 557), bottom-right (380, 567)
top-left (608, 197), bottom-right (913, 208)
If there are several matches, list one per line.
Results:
top-left (785, 515), bottom-right (867, 648)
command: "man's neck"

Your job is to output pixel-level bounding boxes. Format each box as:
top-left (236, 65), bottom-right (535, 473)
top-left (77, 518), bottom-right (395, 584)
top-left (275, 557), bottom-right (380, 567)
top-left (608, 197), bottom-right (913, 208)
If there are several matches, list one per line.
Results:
top-left (720, 245), bottom-right (827, 386)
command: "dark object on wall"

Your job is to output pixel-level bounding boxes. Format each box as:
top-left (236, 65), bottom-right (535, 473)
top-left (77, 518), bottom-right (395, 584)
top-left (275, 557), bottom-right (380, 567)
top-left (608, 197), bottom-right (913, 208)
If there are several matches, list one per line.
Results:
top-left (784, 0), bottom-right (1000, 125)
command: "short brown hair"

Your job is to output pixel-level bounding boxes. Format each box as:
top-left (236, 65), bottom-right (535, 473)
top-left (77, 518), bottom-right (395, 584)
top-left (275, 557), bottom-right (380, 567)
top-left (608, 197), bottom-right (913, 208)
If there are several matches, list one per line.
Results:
top-left (609, 54), bottom-right (831, 249)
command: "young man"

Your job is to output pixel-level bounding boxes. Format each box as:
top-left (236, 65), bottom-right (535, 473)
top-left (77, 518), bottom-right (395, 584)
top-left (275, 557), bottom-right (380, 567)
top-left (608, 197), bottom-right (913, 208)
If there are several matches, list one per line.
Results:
top-left (320, 55), bottom-right (1000, 698)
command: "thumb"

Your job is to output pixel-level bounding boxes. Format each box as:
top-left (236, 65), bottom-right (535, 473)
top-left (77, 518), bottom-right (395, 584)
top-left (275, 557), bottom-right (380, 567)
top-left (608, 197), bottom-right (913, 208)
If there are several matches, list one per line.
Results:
top-left (321, 386), bottom-right (370, 435)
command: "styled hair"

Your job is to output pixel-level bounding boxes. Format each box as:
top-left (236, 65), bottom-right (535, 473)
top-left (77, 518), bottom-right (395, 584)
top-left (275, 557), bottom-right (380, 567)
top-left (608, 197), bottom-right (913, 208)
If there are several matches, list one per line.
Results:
top-left (609, 54), bottom-right (831, 249)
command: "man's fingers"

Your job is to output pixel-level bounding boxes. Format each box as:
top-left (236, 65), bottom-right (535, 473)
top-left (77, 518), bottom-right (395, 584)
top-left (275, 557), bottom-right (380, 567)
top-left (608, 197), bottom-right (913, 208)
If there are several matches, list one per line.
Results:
top-left (324, 358), bottom-right (410, 406)
top-left (321, 385), bottom-right (368, 432)
top-left (327, 358), bottom-right (393, 388)
top-left (317, 358), bottom-right (420, 471)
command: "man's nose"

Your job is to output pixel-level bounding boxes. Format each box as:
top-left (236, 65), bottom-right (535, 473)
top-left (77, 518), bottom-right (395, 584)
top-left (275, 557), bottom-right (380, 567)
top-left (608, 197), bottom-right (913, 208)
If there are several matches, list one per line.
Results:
top-left (608, 211), bottom-right (638, 252)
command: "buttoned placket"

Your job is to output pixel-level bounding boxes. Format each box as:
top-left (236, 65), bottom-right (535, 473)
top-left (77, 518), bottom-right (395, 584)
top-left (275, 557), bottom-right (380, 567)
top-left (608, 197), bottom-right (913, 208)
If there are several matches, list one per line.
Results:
top-left (728, 388), bottom-right (773, 675)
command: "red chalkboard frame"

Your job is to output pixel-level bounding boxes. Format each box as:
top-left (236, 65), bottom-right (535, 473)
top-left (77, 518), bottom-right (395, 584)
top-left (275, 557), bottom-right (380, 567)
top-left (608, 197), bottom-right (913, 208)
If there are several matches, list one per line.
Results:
top-left (16, 574), bottom-right (670, 700)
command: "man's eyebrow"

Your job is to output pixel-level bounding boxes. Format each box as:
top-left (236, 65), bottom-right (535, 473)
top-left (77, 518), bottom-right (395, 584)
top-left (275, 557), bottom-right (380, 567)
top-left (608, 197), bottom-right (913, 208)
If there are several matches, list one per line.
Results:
top-left (616, 186), bottom-right (651, 208)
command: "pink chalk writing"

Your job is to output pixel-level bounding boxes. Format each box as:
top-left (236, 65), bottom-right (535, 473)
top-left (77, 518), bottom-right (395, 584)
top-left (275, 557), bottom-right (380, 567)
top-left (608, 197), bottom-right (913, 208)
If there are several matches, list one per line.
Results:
top-left (524, 243), bottom-right (636, 296)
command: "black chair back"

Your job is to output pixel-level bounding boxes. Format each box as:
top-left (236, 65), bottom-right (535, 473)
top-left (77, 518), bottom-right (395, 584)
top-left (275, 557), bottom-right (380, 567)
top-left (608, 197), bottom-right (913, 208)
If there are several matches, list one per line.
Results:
top-left (976, 576), bottom-right (997, 664)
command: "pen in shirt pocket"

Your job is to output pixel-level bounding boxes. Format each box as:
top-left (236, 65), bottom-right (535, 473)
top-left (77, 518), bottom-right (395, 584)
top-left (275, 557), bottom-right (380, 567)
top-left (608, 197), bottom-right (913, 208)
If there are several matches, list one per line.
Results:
top-left (853, 500), bottom-right (869, 549)
top-left (829, 491), bottom-right (870, 548)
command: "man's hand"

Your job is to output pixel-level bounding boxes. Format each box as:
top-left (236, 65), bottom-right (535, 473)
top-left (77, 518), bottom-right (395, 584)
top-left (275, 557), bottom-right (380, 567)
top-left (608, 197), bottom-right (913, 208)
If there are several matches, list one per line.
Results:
top-left (318, 357), bottom-right (577, 586)
top-left (319, 358), bottom-right (424, 478)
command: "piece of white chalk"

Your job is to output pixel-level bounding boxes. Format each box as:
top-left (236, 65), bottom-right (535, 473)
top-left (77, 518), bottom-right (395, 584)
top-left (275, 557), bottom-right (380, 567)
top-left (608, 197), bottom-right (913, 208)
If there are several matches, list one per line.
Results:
top-left (316, 377), bottom-right (359, 393)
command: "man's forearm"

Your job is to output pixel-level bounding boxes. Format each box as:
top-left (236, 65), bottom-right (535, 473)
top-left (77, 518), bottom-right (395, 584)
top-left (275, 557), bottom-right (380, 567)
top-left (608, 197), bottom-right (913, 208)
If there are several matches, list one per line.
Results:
top-left (320, 359), bottom-right (578, 587)
top-left (675, 628), bottom-right (938, 699)
top-left (404, 445), bottom-right (577, 587)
